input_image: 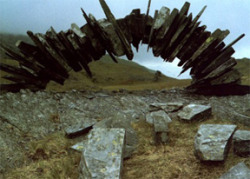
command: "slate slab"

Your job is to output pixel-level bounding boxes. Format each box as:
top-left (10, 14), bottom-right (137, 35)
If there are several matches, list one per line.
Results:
top-left (149, 102), bottom-right (183, 112)
top-left (233, 130), bottom-right (250, 157)
top-left (93, 113), bottom-right (138, 158)
top-left (178, 104), bottom-right (212, 121)
top-left (194, 124), bottom-right (237, 161)
top-left (79, 128), bottom-right (125, 179)
top-left (220, 162), bottom-right (250, 179)
top-left (65, 119), bottom-right (98, 138)
top-left (146, 110), bottom-right (172, 143)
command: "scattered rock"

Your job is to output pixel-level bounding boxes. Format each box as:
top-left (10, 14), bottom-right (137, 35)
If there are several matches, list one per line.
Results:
top-left (79, 128), bottom-right (125, 179)
top-left (65, 119), bottom-right (98, 138)
top-left (233, 130), bottom-right (250, 157)
top-left (178, 104), bottom-right (212, 121)
top-left (149, 102), bottom-right (183, 112)
top-left (220, 162), bottom-right (250, 179)
top-left (194, 124), bottom-right (237, 161)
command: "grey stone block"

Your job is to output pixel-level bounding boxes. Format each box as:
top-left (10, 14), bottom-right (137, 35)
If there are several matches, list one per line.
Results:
top-left (220, 162), bottom-right (250, 179)
top-left (178, 104), bottom-right (212, 121)
top-left (79, 128), bottom-right (125, 179)
top-left (194, 124), bottom-right (237, 161)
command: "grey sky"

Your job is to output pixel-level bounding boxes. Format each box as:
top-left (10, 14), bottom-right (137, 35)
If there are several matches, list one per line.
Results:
top-left (0, 0), bottom-right (249, 78)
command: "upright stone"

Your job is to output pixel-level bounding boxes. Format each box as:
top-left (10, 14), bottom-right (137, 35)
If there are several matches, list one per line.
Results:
top-left (146, 110), bottom-right (172, 143)
top-left (79, 128), bottom-right (125, 179)
top-left (194, 124), bottom-right (237, 161)
top-left (233, 130), bottom-right (250, 157)
top-left (178, 104), bottom-right (212, 121)
top-left (220, 162), bottom-right (250, 179)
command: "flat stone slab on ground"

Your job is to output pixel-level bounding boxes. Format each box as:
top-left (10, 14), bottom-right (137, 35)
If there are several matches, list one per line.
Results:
top-left (233, 130), bottom-right (250, 157)
top-left (194, 124), bottom-right (237, 161)
top-left (79, 128), bottom-right (125, 179)
top-left (178, 104), bottom-right (212, 121)
top-left (220, 162), bottom-right (250, 179)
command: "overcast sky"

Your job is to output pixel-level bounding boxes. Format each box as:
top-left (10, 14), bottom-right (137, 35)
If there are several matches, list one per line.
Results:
top-left (0, 0), bottom-right (249, 79)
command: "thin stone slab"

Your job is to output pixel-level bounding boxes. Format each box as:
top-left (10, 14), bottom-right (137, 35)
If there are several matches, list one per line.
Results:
top-left (220, 162), bottom-right (250, 179)
top-left (98, 19), bottom-right (125, 56)
top-left (178, 104), bottom-right (211, 121)
top-left (149, 102), bottom-right (183, 112)
top-left (233, 130), bottom-right (250, 157)
top-left (194, 124), bottom-right (237, 161)
top-left (65, 119), bottom-right (97, 138)
top-left (79, 128), bottom-right (125, 179)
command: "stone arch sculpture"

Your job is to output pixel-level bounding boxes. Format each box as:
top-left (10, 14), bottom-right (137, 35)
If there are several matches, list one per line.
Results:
top-left (0, 0), bottom-right (248, 95)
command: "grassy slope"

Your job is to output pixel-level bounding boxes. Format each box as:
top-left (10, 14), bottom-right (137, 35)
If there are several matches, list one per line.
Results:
top-left (46, 55), bottom-right (191, 92)
top-left (235, 58), bottom-right (250, 85)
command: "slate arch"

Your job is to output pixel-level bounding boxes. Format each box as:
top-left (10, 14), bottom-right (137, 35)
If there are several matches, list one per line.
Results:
top-left (0, 0), bottom-right (248, 95)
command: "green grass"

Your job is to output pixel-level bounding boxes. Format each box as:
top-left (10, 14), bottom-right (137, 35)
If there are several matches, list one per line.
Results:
top-left (235, 58), bottom-right (250, 85)
top-left (4, 117), bottom-right (249, 179)
top-left (46, 55), bottom-right (191, 92)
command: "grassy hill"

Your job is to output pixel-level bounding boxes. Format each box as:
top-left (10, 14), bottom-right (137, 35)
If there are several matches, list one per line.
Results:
top-left (46, 55), bottom-right (191, 92)
top-left (235, 58), bottom-right (250, 85)
top-left (0, 33), bottom-right (33, 59)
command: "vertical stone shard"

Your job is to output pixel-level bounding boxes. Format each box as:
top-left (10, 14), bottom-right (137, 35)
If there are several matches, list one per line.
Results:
top-left (99, 0), bottom-right (134, 60)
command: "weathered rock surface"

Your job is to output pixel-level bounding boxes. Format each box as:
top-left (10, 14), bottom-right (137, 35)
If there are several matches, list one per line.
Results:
top-left (194, 124), bottom-right (237, 161)
top-left (146, 110), bottom-right (172, 143)
top-left (233, 130), bottom-right (250, 157)
top-left (65, 119), bottom-right (97, 138)
top-left (79, 128), bottom-right (125, 179)
top-left (0, 89), bottom-right (249, 173)
top-left (220, 162), bottom-right (250, 179)
top-left (149, 102), bottom-right (183, 112)
top-left (71, 140), bottom-right (88, 152)
top-left (178, 104), bottom-right (212, 121)
top-left (94, 113), bottom-right (138, 158)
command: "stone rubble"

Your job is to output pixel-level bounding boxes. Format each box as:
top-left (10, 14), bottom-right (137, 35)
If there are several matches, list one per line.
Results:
top-left (149, 102), bottom-right (183, 112)
top-left (233, 130), bottom-right (250, 157)
top-left (194, 124), bottom-right (237, 161)
top-left (0, 89), bottom-right (250, 175)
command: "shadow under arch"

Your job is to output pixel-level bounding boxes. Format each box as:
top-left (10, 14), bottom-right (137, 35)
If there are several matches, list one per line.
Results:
top-left (0, 0), bottom-right (249, 95)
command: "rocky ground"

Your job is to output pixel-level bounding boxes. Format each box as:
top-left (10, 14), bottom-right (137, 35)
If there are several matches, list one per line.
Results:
top-left (0, 88), bottom-right (250, 178)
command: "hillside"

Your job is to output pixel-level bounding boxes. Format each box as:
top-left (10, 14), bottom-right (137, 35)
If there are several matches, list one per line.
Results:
top-left (46, 55), bottom-right (191, 92)
top-left (0, 33), bottom-right (33, 59)
top-left (235, 58), bottom-right (250, 85)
